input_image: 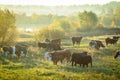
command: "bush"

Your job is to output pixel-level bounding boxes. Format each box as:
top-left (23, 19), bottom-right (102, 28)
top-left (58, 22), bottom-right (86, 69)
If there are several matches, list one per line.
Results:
top-left (37, 27), bottom-right (65, 41)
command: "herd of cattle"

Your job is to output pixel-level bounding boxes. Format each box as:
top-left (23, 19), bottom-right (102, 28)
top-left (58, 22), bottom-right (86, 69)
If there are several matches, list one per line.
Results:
top-left (0, 35), bottom-right (120, 67)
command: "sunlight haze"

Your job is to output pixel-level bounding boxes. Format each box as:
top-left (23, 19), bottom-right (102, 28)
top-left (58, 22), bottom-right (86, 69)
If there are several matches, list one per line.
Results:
top-left (0, 0), bottom-right (120, 6)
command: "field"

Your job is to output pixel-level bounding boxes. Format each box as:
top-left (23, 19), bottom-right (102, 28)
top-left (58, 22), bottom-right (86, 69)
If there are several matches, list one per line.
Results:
top-left (0, 31), bottom-right (120, 80)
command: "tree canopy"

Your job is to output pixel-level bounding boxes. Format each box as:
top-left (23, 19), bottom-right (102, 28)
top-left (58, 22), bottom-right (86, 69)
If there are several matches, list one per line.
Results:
top-left (0, 9), bottom-right (17, 45)
top-left (78, 11), bottom-right (98, 30)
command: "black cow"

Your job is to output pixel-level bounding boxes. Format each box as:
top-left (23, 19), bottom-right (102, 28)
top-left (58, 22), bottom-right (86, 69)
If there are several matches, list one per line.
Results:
top-left (89, 40), bottom-right (105, 50)
top-left (114, 50), bottom-right (120, 59)
top-left (72, 37), bottom-right (82, 46)
top-left (113, 36), bottom-right (120, 40)
top-left (71, 52), bottom-right (92, 67)
top-left (105, 37), bottom-right (119, 46)
top-left (38, 42), bottom-right (61, 51)
top-left (38, 42), bottom-right (49, 49)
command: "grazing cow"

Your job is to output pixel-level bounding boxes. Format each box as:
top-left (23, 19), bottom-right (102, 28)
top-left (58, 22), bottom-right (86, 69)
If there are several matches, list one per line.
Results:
top-left (105, 37), bottom-right (119, 46)
top-left (2, 44), bottom-right (28, 59)
top-left (49, 49), bottom-right (71, 65)
top-left (113, 36), bottom-right (120, 40)
top-left (51, 38), bottom-right (61, 45)
top-left (72, 37), bottom-right (82, 46)
top-left (38, 42), bottom-right (49, 49)
top-left (114, 50), bottom-right (120, 59)
top-left (89, 40), bottom-right (105, 50)
top-left (15, 44), bottom-right (28, 58)
top-left (71, 52), bottom-right (92, 67)
top-left (38, 42), bottom-right (61, 51)
top-left (2, 46), bottom-right (14, 58)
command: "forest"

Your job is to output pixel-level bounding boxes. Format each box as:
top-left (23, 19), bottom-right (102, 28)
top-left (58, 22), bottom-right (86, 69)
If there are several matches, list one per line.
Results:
top-left (0, 1), bottom-right (120, 80)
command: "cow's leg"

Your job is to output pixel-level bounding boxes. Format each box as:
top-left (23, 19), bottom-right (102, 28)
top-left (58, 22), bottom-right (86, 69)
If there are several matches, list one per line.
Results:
top-left (4, 51), bottom-right (8, 57)
top-left (83, 64), bottom-right (85, 68)
top-left (75, 62), bottom-right (77, 66)
top-left (72, 61), bottom-right (74, 66)
top-left (73, 42), bottom-right (75, 46)
top-left (86, 64), bottom-right (88, 67)
top-left (91, 62), bottom-right (92, 67)
top-left (79, 64), bottom-right (81, 67)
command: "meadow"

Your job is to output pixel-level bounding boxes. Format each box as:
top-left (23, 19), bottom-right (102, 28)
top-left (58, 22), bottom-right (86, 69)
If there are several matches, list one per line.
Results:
top-left (0, 31), bottom-right (120, 80)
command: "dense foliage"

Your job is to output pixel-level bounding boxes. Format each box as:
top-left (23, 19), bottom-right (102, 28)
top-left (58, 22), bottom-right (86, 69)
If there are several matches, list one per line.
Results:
top-left (0, 9), bottom-right (17, 45)
top-left (78, 11), bottom-right (98, 30)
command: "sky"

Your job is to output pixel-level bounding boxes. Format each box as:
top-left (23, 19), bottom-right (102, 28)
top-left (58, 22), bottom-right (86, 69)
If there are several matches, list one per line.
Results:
top-left (0, 0), bottom-right (120, 6)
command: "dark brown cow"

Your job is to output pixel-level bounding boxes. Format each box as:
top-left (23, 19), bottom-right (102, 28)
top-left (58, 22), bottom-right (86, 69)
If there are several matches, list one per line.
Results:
top-left (2, 46), bottom-right (13, 57)
top-left (38, 42), bottom-right (62, 51)
top-left (113, 36), bottom-right (120, 40)
top-left (72, 37), bottom-right (82, 46)
top-left (105, 37), bottom-right (119, 46)
top-left (49, 49), bottom-right (71, 65)
top-left (114, 50), bottom-right (120, 59)
top-left (89, 40), bottom-right (105, 50)
top-left (15, 44), bottom-right (28, 58)
top-left (71, 52), bottom-right (92, 67)
top-left (2, 44), bottom-right (28, 59)
top-left (51, 38), bottom-right (61, 45)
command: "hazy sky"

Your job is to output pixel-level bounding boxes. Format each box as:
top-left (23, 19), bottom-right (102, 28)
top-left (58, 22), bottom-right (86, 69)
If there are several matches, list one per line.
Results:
top-left (0, 0), bottom-right (120, 6)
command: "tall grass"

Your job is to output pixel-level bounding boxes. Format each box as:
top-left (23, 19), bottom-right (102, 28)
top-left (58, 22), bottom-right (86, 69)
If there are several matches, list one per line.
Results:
top-left (0, 33), bottom-right (120, 80)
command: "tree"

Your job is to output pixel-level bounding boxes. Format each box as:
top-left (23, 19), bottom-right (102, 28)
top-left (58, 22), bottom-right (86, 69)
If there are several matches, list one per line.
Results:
top-left (0, 9), bottom-right (17, 45)
top-left (111, 21), bottom-right (115, 27)
top-left (78, 11), bottom-right (98, 30)
top-left (37, 19), bottom-right (65, 41)
top-left (114, 7), bottom-right (120, 26)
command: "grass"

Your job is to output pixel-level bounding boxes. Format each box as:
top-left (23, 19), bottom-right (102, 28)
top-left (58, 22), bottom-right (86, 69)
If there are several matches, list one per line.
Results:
top-left (0, 32), bottom-right (120, 80)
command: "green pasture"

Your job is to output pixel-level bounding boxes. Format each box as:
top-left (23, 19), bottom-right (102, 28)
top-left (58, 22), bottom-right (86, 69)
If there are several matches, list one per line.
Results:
top-left (0, 32), bottom-right (120, 80)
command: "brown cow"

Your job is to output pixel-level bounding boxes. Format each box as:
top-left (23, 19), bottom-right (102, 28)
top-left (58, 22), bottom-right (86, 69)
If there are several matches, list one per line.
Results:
top-left (51, 38), bottom-right (61, 45)
top-left (49, 49), bottom-right (71, 65)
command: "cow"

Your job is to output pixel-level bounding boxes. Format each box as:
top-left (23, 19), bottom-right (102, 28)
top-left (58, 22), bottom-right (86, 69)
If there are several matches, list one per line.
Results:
top-left (49, 49), bottom-right (71, 65)
top-left (15, 44), bottom-right (28, 58)
top-left (51, 38), bottom-right (61, 45)
top-left (71, 52), bottom-right (92, 67)
top-left (105, 37), bottom-right (119, 46)
top-left (113, 36), bottom-right (120, 40)
top-left (2, 44), bottom-right (28, 59)
top-left (89, 40), bottom-right (105, 50)
top-left (114, 50), bottom-right (120, 59)
top-left (2, 46), bottom-right (14, 58)
top-left (38, 42), bottom-right (61, 51)
top-left (38, 42), bottom-right (49, 49)
top-left (72, 37), bottom-right (82, 46)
